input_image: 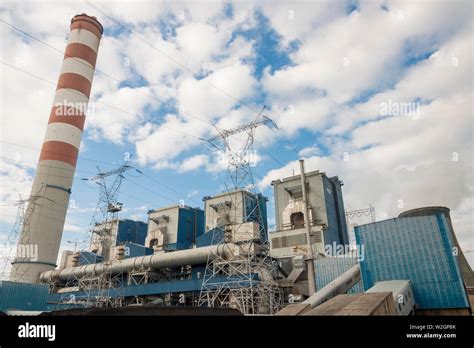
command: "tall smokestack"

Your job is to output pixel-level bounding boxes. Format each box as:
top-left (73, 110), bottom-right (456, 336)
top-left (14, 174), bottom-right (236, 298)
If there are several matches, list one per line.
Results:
top-left (10, 14), bottom-right (103, 283)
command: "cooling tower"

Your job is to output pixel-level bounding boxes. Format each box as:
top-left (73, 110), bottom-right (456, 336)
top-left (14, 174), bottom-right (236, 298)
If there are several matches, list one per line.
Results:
top-left (10, 14), bottom-right (103, 283)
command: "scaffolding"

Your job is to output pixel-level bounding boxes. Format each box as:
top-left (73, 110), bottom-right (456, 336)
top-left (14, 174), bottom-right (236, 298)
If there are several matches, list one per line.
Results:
top-left (198, 108), bottom-right (283, 314)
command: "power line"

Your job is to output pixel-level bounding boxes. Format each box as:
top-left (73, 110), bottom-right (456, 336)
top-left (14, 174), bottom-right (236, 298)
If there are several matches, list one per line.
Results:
top-left (1, 26), bottom-right (296, 172)
top-left (87, 1), bottom-right (301, 158)
top-left (1, 17), bottom-right (300, 201)
top-left (138, 171), bottom-right (201, 205)
top-left (122, 176), bottom-right (185, 205)
top-left (0, 18), bottom-right (215, 130)
top-left (0, 60), bottom-right (203, 142)
top-left (0, 144), bottom-right (202, 206)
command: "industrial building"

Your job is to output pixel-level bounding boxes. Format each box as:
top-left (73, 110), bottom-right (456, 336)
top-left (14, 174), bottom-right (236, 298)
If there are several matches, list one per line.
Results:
top-left (37, 189), bottom-right (278, 312)
top-left (355, 211), bottom-right (471, 315)
top-left (270, 170), bottom-right (349, 259)
top-left (146, 205), bottom-right (204, 252)
top-left (90, 219), bottom-right (148, 261)
top-left (269, 170), bottom-right (351, 300)
top-left (1, 13), bottom-right (472, 318)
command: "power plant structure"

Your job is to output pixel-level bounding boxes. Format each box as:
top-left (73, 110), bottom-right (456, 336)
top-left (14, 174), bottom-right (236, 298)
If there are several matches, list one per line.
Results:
top-left (1, 14), bottom-right (472, 317)
top-left (198, 114), bottom-right (282, 314)
top-left (9, 14), bottom-right (103, 283)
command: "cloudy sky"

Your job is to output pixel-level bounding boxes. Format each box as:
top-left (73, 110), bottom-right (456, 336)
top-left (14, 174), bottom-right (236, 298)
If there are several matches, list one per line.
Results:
top-left (0, 0), bottom-right (472, 266)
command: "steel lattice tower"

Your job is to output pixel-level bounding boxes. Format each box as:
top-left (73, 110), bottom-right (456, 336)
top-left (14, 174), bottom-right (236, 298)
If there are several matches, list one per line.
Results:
top-left (1, 196), bottom-right (41, 280)
top-left (64, 163), bottom-right (135, 308)
top-left (198, 109), bottom-right (283, 314)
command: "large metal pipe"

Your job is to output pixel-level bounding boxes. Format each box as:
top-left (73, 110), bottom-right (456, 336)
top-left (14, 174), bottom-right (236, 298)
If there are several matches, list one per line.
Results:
top-left (276, 264), bottom-right (360, 315)
top-left (302, 264), bottom-right (360, 308)
top-left (11, 14), bottom-right (103, 283)
top-left (40, 244), bottom-right (232, 283)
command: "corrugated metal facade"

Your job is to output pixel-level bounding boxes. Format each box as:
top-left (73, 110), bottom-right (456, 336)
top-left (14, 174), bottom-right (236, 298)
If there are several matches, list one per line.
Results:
top-left (116, 219), bottom-right (148, 246)
top-left (355, 214), bottom-right (469, 309)
top-left (0, 281), bottom-right (49, 312)
top-left (322, 176), bottom-right (350, 246)
top-left (314, 257), bottom-right (364, 294)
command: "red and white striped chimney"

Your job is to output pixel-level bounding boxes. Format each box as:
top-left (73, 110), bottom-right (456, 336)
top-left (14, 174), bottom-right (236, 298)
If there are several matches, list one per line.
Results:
top-left (10, 14), bottom-right (103, 283)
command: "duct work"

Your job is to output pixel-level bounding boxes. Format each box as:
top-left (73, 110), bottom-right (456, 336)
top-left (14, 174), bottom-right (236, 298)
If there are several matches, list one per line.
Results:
top-left (276, 264), bottom-right (361, 315)
top-left (40, 244), bottom-right (234, 283)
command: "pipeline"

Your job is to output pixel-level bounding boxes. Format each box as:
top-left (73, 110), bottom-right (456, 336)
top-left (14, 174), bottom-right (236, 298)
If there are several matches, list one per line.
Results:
top-left (276, 264), bottom-right (361, 315)
top-left (40, 244), bottom-right (233, 283)
top-left (302, 264), bottom-right (361, 308)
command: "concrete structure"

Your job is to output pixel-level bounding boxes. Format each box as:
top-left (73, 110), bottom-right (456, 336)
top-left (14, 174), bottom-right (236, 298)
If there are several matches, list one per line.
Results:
top-left (270, 170), bottom-right (349, 259)
top-left (367, 280), bottom-right (415, 315)
top-left (59, 250), bottom-right (76, 269)
top-left (270, 170), bottom-right (350, 302)
top-left (10, 14), bottom-right (103, 283)
top-left (203, 190), bottom-right (268, 236)
top-left (146, 205), bottom-right (204, 252)
top-left (355, 213), bottom-right (470, 311)
top-left (90, 219), bottom-right (148, 261)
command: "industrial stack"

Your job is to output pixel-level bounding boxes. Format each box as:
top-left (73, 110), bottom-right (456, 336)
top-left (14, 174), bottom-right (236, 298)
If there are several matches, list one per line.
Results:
top-left (10, 14), bottom-right (103, 283)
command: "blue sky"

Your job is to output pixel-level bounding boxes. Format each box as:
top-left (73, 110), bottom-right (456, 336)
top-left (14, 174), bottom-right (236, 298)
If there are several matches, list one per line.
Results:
top-left (0, 0), bottom-right (472, 265)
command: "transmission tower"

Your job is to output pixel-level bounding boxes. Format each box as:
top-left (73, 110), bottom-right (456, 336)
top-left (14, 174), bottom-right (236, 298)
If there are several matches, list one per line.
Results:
top-left (2, 195), bottom-right (43, 281)
top-left (70, 162), bottom-right (137, 308)
top-left (198, 107), bottom-right (283, 314)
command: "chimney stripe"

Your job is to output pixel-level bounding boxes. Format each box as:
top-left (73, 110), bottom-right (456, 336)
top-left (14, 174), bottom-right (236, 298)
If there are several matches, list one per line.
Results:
top-left (57, 73), bottom-right (92, 97)
top-left (65, 43), bottom-right (98, 67)
top-left (39, 141), bottom-right (80, 167)
top-left (53, 88), bottom-right (89, 106)
top-left (70, 20), bottom-right (102, 40)
top-left (68, 28), bottom-right (100, 53)
top-left (48, 107), bottom-right (86, 131)
top-left (43, 122), bottom-right (83, 150)
top-left (60, 57), bottom-right (94, 81)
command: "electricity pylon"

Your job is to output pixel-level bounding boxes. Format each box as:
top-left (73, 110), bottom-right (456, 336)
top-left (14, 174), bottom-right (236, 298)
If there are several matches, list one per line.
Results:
top-left (69, 161), bottom-right (138, 308)
top-left (198, 107), bottom-right (283, 314)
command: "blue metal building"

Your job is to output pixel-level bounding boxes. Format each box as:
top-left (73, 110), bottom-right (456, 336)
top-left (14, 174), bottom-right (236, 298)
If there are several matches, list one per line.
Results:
top-left (0, 281), bottom-right (49, 312)
top-left (314, 257), bottom-right (364, 294)
top-left (355, 214), bottom-right (469, 310)
top-left (322, 176), bottom-right (350, 246)
top-left (115, 219), bottom-right (148, 246)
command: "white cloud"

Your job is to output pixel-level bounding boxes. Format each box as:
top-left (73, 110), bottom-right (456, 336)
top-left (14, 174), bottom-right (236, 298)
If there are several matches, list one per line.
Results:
top-left (298, 146), bottom-right (320, 158)
top-left (88, 86), bottom-right (158, 143)
top-left (178, 154), bottom-right (209, 173)
top-left (63, 223), bottom-right (83, 233)
top-left (178, 63), bottom-right (257, 122)
top-left (176, 22), bottom-right (227, 64)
